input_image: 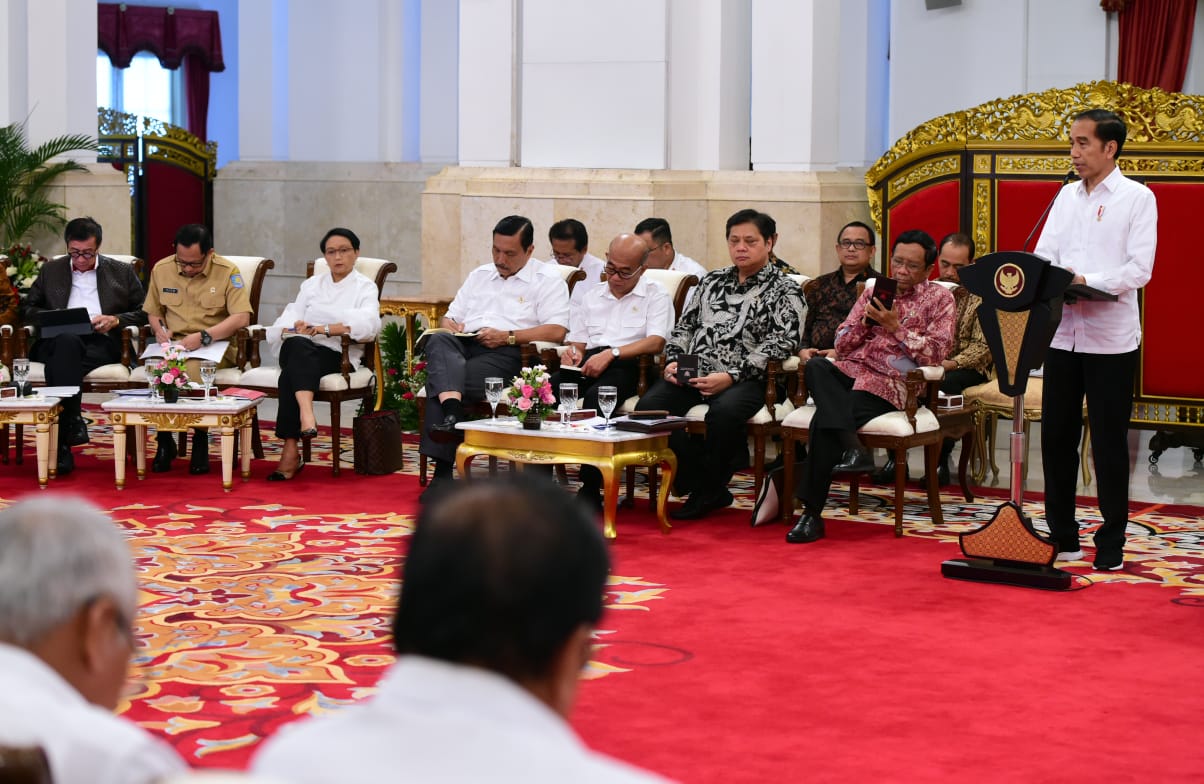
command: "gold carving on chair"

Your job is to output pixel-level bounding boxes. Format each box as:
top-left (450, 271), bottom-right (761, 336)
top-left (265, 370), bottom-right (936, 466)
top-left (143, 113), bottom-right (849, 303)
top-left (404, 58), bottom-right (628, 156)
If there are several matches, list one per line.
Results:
top-left (142, 413), bottom-right (206, 430)
top-left (973, 155), bottom-right (992, 173)
top-left (996, 156), bottom-right (1071, 173)
top-left (887, 156), bottom-right (960, 199)
top-left (973, 180), bottom-right (990, 255)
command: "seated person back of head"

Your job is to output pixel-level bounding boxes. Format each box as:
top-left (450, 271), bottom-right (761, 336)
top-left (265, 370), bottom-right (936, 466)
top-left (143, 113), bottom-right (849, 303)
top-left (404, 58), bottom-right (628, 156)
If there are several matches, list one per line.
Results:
top-left (252, 474), bottom-right (673, 783)
top-left (0, 497), bottom-right (187, 784)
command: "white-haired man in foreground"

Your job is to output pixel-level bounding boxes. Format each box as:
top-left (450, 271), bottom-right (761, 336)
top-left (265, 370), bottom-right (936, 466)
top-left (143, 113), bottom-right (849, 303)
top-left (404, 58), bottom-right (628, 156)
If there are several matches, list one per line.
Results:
top-left (0, 496), bottom-right (186, 784)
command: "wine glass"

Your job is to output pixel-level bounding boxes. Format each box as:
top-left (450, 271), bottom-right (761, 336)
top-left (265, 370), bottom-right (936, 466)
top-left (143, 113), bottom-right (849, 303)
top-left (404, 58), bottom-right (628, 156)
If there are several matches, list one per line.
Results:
top-left (558, 383), bottom-right (578, 428)
top-left (597, 385), bottom-right (618, 429)
top-left (146, 359), bottom-right (163, 401)
top-left (484, 377), bottom-right (504, 420)
top-left (200, 361), bottom-right (218, 402)
top-left (12, 358), bottom-right (29, 396)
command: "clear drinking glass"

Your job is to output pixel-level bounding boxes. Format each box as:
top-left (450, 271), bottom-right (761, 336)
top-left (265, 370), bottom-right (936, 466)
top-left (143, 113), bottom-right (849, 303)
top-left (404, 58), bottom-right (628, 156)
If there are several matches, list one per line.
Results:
top-left (12, 358), bottom-right (29, 396)
top-left (597, 385), bottom-right (618, 429)
top-left (484, 377), bottom-right (504, 420)
top-left (558, 383), bottom-right (578, 428)
top-left (200, 361), bottom-right (218, 402)
top-left (146, 359), bottom-right (163, 401)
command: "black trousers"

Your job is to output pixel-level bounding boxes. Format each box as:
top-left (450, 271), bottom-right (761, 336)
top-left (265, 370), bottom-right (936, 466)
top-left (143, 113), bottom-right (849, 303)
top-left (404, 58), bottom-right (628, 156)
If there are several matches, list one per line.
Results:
top-left (275, 338), bottom-right (343, 439)
top-left (1041, 347), bottom-right (1139, 555)
top-left (419, 333), bottom-right (522, 464)
top-left (30, 333), bottom-right (120, 386)
top-left (794, 358), bottom-right (895, 512)
top-left (552, 349), bottom-right (643, 490)
top-left (942, 367), bottom-right (987, 395)
top-left (636, 377), bottom-right (770, 496)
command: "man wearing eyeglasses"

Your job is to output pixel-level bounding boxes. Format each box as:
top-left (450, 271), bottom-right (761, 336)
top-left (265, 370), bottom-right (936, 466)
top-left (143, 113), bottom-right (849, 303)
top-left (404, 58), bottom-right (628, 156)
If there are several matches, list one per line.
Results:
top-left (21, 217), bottom-right (147, 475)
top-left (798, 221), bottom-right (881, 363)
top-left (551, 233), bottom-right (673, 510)
top-left (143, 223), bottom-right (253, 474)
top-left (549, 219), bottom-right (606, 282)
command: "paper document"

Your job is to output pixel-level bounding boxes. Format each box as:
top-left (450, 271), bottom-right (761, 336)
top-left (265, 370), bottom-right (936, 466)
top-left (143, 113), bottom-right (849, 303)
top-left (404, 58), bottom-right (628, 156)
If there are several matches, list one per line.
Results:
top-left (140, 340), bottom-right (229, 362)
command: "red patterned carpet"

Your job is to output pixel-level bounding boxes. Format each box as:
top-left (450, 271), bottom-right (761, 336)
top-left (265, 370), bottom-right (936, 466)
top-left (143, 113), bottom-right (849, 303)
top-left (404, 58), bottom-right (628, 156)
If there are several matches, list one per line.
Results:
top-left (2, 410), bottom-right (1203, 782)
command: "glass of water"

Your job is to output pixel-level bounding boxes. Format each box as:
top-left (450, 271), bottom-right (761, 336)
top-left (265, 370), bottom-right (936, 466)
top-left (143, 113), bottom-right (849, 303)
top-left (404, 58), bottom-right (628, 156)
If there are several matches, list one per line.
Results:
top-left (558, 383), bottom-right (578, 428)
top-left (597, 385), bottom-right (618, 429)
top-left (484, 377), bottom-right (504, 420)
top-left (12, 358), bottom-right (29, 396)
top-left (200, 361), bottom-right (218, 402)
top-left (146, 359), bottom-right (163, 401)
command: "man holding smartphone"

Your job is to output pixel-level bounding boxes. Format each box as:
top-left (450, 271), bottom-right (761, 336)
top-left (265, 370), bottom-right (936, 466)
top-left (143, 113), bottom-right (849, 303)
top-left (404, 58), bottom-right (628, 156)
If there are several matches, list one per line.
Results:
top-left (787, 229), bottom-right (955, 544)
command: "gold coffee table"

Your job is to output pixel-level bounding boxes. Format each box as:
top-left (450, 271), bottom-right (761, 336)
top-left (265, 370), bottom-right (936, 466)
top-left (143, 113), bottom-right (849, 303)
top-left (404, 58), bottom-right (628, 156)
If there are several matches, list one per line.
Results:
top-left (455, 418), bottom-right (677, 539)
top-left (0, 396), bottom-right (61, 488)
top-left (101, 395), bottom-right (262, 492)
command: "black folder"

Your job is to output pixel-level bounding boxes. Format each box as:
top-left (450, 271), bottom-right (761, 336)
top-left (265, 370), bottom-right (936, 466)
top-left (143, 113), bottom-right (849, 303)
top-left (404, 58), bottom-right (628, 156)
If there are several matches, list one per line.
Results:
top-left (36, 308), bottom-right (93, 337)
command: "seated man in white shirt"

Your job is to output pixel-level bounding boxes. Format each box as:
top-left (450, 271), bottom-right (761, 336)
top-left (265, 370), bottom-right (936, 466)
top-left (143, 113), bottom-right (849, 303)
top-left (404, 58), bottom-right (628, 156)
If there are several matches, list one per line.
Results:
top-left (634, 217), bottom-right (708, 304)
top-left (0, 497), bottom-right (187, 784)
top-left (549, 218), bottom-right (606, 282)
top-left (253, 474), bottom-right (671, 784)
top-left (421, 215), bottom-right (570, 499)
top-left (551, 233), bottom-right (673, 508)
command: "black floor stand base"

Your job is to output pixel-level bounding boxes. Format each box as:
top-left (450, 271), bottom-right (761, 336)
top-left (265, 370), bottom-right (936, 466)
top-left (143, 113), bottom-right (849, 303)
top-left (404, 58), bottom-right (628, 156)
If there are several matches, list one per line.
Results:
top-left (941, 558), bottom-right (1073, 591)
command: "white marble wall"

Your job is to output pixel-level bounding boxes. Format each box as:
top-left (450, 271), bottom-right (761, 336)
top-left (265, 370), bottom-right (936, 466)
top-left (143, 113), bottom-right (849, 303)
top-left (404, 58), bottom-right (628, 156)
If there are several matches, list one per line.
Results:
top-left (213, 161), bottom-right (444, 331)
top-left (421, 166), bottom-right (872, 298)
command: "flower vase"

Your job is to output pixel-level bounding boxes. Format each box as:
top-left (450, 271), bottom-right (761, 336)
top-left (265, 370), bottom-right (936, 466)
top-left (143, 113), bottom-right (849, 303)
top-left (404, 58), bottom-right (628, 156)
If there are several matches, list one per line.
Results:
top-left (521, 413), bottom-right (542, 431)
top-left (161, 386), bottom-right (180, 404)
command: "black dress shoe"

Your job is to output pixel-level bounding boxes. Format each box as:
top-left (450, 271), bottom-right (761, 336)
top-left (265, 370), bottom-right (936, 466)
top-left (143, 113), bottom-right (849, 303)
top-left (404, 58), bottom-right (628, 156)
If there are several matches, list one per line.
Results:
top-left (267, 458), bottom-right (305, 482)
top-left (65, 418), bottom-right (90, 447)
top-left (419, 473), bottom-right (455, 504)
top-left (300, 427), bottom-right (319, 439)
top-left (750, 466), bottom-right (784, 527)
top-left (429, 413), bottom-right (462, 443)
top-left (152, 438), bottom-right (177, 472)
top-left (833, 447), bottom-right (875, 475)
top-left (190, 433), bottom-right (210, 474)
top-left (670, 489), bottom-right (734, 520)
top-left (576, 485), bottom-right (604, 513)
top-left (56, 444), bottom-right (75, 476)
top-left (786, 511), bottom-right (825, 543)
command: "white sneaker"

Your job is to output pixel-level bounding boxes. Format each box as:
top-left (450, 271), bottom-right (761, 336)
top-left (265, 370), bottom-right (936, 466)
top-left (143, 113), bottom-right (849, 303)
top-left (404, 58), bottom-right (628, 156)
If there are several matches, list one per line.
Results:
top-left (1056, 549), bottom-right (1085, 562)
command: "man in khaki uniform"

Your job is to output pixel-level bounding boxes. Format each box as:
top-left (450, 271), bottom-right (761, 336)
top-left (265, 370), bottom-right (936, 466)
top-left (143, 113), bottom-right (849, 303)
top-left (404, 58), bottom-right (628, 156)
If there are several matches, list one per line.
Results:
top-left (143, 223), bottom-right (253, 473)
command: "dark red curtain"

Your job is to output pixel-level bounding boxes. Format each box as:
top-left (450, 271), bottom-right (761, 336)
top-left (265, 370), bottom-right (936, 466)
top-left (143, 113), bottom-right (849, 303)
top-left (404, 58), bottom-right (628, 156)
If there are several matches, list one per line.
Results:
top-left (97, 3), bottom-right (224, 141)
top-left (1116, 0), bottom-right (1197, 92)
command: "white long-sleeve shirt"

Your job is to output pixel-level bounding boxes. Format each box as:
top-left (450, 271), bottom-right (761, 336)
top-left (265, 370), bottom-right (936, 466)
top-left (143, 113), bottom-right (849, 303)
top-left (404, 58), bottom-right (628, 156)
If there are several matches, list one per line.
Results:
top-left (566, 276), bottom-right (673, 349)
top-left (0, 644), bottom-right (186, 784)
top-left (446, 260), bottom-right (570, 333)
top-left (267, 269), bottom-right (382, 365)
top-left (1034, 166), bottom-right (1157, 353)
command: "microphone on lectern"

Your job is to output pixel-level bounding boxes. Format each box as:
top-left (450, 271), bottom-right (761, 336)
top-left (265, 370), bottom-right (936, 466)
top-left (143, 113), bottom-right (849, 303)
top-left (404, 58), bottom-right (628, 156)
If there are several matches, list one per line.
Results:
top-left (1023, 169), bottom-right (1076, 253)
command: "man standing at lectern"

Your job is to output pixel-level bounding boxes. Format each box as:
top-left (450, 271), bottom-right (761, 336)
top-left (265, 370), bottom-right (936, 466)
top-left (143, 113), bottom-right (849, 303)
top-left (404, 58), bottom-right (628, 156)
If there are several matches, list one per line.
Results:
top-left (1035, 108), bottom-right (1157, 571)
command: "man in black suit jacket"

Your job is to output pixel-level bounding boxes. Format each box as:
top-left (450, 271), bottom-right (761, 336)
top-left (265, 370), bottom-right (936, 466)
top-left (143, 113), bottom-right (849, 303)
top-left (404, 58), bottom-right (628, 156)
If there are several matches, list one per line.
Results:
top-left (21, 217), bottom-right (146, 474)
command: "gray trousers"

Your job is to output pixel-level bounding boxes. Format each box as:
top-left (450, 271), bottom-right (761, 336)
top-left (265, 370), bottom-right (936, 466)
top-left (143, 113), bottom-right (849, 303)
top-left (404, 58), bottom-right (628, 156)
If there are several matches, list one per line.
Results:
top-left (419, 333), bottom-right (522, 464)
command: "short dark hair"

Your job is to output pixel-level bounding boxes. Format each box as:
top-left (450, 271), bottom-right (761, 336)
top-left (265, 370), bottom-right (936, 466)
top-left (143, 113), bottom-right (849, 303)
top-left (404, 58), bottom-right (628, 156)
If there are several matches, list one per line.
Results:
top-left (837, 220), bottom-right (876, 247)
top-left (725, 208), bottom-right (776, 241)
top-left (393, 474), bottom-right (610, 683)
top-left (320, 227), bottom-right (360, 253)
top-left (1074, 108), bottom-right (1127, 159)
top-left (174, 223), bottom-right (213, 254)
top-left (63, 216), bottom-right (102, 246)
top-left (548, 219), bottom-right (588, 251)
top-left (891, 229), bottom-right (938, 266)
top-left (634, 217), bottom-right (673, 246)
top-left (493, 215), bottom-right (534, 250)
top-left (938, 232), bottom-right (975, 260)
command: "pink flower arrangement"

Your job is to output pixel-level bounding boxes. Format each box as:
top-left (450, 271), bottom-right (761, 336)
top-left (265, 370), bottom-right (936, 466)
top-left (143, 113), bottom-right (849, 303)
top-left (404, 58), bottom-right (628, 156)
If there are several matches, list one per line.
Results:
top-left (149, 343), bottom-right (191, 393)
top-left (505, 365), bottom-right (555, 423)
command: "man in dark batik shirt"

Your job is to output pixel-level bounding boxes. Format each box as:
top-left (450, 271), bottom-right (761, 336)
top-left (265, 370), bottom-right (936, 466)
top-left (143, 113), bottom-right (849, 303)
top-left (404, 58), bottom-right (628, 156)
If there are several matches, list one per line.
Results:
top-left (798, 221), bottom-right (881, 360)
top-left (636, 209), bottom-right (804, 520)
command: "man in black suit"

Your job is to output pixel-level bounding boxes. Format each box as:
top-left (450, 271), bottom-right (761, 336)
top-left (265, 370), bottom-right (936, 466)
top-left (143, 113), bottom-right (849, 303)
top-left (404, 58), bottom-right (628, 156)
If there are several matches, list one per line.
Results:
top-left (21, 217), bottom-right (147, 474)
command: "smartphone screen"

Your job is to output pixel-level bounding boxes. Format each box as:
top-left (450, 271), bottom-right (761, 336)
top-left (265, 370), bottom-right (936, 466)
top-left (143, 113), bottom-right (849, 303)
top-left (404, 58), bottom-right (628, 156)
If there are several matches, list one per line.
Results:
top-left (864, 277), bottom-right (897, 326)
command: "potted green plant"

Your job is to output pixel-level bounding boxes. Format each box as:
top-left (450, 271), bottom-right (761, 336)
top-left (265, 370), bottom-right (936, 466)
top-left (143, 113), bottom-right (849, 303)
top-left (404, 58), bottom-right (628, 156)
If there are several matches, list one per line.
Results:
top-left (0, 120), bottom-right (97, 246)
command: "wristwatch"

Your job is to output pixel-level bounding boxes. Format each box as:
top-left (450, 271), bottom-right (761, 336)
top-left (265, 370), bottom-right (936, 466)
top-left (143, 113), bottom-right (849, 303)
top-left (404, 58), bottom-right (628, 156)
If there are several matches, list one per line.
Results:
top-left (324, 324), bottom-right (331, 337)
top-left (611, 347), bottom-right (621, 359)
top-left (507, 331), bottom-right (516, 346)
top-left (200, 329), bottom-right (212, 346)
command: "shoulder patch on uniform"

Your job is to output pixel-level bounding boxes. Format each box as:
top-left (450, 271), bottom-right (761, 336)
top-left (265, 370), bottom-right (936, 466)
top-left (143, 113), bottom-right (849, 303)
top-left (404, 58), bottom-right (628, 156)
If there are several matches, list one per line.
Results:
top-left (230, 273), bottom-right (245, 289)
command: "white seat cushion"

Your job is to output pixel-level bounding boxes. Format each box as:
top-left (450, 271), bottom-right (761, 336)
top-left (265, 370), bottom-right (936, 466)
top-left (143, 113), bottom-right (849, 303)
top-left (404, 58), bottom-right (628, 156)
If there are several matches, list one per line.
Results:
top-left (781, 404), bottom-right (938, 435)
top-left (28, 361), bottom-right (46, 384)
top-left (319, 367), bottom-right (375, 392)
top-left (238, 366), bottom-right (281, 388)
top-left (83, 363), bottom-right (131, 382)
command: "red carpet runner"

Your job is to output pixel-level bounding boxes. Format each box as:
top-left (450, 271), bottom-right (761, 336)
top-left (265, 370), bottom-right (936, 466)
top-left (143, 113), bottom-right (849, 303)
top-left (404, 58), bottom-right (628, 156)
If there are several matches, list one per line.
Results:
top-left (1, 414), bottom-right (1202, 782)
